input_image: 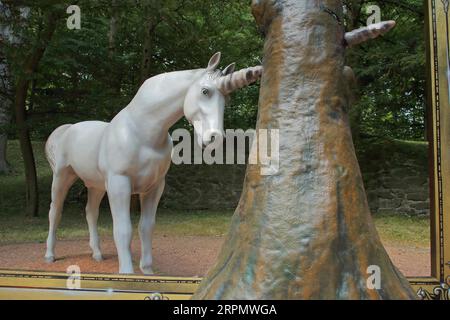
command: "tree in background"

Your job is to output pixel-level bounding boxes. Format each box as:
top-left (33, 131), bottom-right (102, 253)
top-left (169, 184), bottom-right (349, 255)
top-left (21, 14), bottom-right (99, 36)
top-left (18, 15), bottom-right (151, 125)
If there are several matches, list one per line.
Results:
top-left (0, 1), bottom-right (16, 174)
top-left (7, 0), bottom-right (423, 142)
top-left (21, 0), bottom-right (261, 139)
top-left (0, 56), bottom-right (10, 174)
top-left (3, 1), bottom-right (63, 216)
top-left (0, 32), bottom-right (12, 174)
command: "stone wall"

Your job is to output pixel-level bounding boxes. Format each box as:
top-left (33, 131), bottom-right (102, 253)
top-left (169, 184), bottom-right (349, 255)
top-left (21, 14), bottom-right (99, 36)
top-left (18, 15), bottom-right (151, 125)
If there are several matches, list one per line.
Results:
top-left (358, 140), bottom-right (430, 216)
top-left (156, 139), bottom-right (430, 216)
top-left (159, 162), bottom-right (245, 211)
top-left (363, 161), bottom-right (430, 216)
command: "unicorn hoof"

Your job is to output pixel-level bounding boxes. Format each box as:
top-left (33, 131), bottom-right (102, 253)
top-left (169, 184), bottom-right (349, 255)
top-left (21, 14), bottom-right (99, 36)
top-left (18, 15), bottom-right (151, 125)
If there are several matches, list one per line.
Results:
top-left (45, 256), bottom-right (55, 263)
top-left (140, 267), bottom-right (154, 275)
top-left (92, 253), bottom-right (103, 262)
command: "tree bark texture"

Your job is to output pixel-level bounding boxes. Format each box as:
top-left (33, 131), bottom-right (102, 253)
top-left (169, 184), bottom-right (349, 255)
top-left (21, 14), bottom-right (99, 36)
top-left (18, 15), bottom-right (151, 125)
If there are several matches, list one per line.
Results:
top-left (108, 0), bottom-right (119, 60)
top-left (0, 55), bottom-right (11, 174)
top-left (139, 17), bottom-right (157, 85)
top-left (138, 0), bottom-right (162, 85)
top-left (193, 0), bottom-right (416, 300)
top-left (0, 1), bottom-right (13, 174)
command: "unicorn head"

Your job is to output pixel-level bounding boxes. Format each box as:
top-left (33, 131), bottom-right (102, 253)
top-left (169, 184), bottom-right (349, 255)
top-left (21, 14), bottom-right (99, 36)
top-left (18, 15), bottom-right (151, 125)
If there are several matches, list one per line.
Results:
top-left (183, 52), bottom-right (263, 147)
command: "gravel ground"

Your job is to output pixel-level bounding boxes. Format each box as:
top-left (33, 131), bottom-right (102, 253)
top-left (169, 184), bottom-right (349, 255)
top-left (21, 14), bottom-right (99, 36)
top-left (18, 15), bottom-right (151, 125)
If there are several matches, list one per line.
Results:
top-left (0, 236), bottom-right (430, 277)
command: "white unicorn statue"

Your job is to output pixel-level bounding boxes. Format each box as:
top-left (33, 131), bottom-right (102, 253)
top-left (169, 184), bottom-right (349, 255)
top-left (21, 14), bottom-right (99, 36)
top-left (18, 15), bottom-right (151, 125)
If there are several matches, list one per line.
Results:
top-left (44, 52), bottom-right (263, 274)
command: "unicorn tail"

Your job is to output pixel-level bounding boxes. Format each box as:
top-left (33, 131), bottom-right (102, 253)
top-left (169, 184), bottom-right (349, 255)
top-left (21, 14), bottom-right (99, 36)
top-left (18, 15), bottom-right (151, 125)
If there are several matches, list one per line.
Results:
top-left (45, 124), bottom-right (72, 172)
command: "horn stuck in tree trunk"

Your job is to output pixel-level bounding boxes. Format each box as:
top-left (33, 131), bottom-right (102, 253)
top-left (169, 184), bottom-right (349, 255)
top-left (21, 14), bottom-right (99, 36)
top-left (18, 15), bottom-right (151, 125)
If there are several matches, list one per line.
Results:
top-left (193, 0), bottom-right (417, 300)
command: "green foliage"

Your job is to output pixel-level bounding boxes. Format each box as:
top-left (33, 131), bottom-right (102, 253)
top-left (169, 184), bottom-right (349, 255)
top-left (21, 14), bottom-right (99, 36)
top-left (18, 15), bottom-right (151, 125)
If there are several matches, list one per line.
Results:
top-left (2, 1), bottom-right (425, 140)
top-left (345, 0), bottom-right (426, 140)
top-left (3, 0), bottom-right (262, 139)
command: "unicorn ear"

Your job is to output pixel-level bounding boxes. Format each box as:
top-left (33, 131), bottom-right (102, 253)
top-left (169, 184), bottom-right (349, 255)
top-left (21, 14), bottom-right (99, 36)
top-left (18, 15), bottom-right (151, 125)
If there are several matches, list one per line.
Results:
top-left (207, 52), bottom-right (221, 71)
top-left (222, 63), bottom-right (236, 76)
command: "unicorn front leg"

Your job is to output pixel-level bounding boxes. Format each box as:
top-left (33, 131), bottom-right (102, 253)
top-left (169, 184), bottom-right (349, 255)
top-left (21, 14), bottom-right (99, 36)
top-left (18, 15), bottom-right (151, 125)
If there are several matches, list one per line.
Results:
top-left (138, 180), bottom-right (165, 275)
top-left (106, 174), bottom-right (134, 274)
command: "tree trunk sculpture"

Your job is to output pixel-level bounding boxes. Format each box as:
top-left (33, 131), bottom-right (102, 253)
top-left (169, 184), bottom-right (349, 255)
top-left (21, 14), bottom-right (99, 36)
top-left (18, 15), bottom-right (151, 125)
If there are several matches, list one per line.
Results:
top-left (193, 0), bottom-right (417, 300)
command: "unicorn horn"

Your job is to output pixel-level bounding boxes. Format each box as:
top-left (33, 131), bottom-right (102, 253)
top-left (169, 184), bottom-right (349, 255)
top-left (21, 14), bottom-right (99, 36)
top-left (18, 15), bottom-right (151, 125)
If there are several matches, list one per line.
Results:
top-left (345, 20), bottom-right (396, 47)
top-left (217, 66), bottom-right (263, 95)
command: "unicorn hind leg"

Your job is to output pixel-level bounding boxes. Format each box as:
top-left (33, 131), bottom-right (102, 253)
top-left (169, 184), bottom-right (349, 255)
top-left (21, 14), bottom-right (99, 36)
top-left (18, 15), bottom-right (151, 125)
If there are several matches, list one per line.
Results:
top-left (44, 167), bottom-right (77, 263)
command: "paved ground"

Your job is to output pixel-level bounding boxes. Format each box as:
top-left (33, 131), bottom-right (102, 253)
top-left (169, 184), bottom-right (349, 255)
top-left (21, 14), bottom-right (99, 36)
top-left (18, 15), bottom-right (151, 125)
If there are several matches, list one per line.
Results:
top-left (384, 244), bottom-right (430, 277)
top-left (0, 235), bottom-right (430, 277)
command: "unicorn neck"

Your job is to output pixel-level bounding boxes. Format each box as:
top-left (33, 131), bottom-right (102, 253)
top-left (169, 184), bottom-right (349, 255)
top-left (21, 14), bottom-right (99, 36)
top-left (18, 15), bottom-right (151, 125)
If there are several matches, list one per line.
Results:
top-left (126, 69), bottom-right (204, 139)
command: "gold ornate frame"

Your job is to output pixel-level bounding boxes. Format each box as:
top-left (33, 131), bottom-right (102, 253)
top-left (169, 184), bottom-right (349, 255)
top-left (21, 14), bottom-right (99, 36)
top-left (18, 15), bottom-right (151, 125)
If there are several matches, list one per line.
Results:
top-left (0, 0), bottom-right (448, 300)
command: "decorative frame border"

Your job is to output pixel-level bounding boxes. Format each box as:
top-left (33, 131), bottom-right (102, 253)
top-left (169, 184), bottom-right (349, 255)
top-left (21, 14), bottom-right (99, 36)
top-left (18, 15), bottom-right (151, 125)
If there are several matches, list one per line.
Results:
top-left (409, 0), bottom-right (450, 300)
top-left (0, 0), bottom-right (448, 300)
top-left (0, 270), bottom-right (201, 300)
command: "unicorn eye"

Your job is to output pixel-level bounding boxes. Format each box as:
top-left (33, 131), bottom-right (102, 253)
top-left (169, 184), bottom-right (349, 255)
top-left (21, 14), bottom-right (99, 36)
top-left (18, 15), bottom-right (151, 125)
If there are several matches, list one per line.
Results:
top-left (201, 88), bottom-right (209, 96)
